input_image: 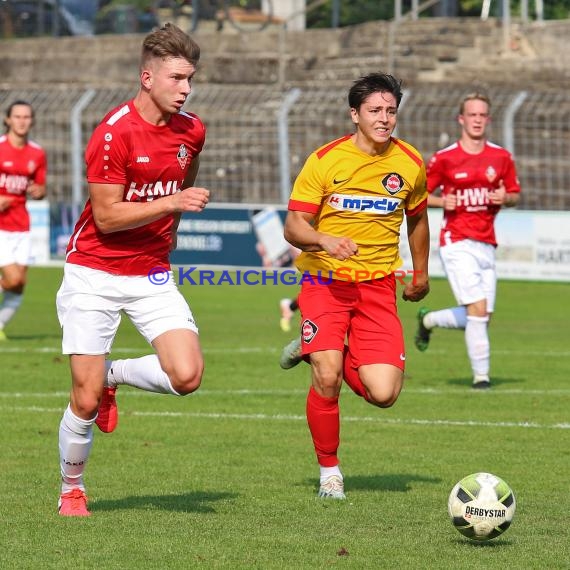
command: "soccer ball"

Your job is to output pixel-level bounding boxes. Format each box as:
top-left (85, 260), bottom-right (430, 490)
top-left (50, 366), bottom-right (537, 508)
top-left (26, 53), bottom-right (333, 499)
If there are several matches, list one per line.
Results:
top-left (448, 472), bottom-right (516, 541)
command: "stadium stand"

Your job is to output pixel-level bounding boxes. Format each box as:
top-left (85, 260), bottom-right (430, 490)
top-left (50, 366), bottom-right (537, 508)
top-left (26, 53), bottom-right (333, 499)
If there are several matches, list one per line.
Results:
top-left (0, 17), bottom-right (569, 208)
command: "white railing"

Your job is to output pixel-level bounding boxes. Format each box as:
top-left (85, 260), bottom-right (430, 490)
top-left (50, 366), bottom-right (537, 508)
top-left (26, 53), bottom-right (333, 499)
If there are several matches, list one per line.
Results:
top-left (1, 84), bottom-right (568, 211)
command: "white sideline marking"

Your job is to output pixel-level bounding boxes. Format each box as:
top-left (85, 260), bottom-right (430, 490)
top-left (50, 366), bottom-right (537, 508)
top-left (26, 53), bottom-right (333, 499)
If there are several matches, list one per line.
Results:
top-left (1, 345), bottom-right (570, 357)
top-left (1, 387), bottom-right (570, 399)
top-left (1, 405), bottom-right (569, 430)
top-left (0, 346), bottom-right (278, 354)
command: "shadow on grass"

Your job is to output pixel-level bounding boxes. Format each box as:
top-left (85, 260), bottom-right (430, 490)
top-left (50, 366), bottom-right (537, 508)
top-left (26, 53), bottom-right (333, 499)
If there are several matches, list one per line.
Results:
top-left (92, 491), bottom-right (237, 513)
top-left (1, 333), bottom-right (61, 342)
top-left (446, 376), bottom-right (523, 388)
top-left (452, 537), bottom-right (514, 547)
top-left (302, 473), bottom-right (441, 493)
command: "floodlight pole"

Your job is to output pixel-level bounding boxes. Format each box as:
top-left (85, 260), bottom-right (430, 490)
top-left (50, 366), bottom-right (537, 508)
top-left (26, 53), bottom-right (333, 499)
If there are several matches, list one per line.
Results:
top-left (502, 0), bottom-right (511, 54)
top-left (278, 88), bottom-right (302, 204)
top-left (503, 91), bottom-right (528, 155)
top-left (71, 89), bottom-right (96, 205)
top-left (331, 0), bottom-right (340, 28)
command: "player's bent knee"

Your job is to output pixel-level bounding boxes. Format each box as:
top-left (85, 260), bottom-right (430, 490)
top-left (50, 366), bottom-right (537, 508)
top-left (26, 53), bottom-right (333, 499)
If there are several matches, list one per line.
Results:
top-left (371, 396), bottom-right (398, 409)
top-left (168, 364), bottom-right (204, 395)
top-left (366, 386), bottom-right (401, 408)
top-left (175, 377), bottom-right (202, 396)
top-left (2, 280), bottom-right (25, 293)
top-left (313, 370), bottom-right (342, 395)
top-left (71, 395), bottom-right (99, 420)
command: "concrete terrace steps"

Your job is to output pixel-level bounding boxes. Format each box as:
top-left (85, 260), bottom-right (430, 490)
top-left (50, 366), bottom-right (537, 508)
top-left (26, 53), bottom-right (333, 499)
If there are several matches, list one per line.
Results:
top-left (0, 17), bottom-right (564, 89)
top-left (1, 18), bottom-right (569, 207)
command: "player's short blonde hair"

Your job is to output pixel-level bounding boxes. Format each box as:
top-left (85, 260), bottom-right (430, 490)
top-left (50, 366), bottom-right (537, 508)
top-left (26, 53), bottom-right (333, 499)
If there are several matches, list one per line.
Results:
top-left (459, 92), bottom-right (491, 115)
top-left (141, 23), bottom-right (200, 70)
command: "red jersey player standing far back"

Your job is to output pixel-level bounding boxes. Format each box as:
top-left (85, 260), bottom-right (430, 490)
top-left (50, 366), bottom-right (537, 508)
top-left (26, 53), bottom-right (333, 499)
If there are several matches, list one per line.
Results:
top-left (55, 23), bottom-right (210, 516)
top-left (0, 101), bottom-right (47, 340)
top-left (414, 92), bottom-right (521, 389)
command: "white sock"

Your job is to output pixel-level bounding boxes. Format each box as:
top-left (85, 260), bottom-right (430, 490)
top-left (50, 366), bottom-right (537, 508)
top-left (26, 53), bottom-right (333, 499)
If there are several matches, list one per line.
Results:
top-left (0, 291), bottom-right (23, 327)
top-left (59, 404), bottom-right (94, 494)
top-left (106, 355), bottom-right (180, 395)
top-left (424, 306), bottom-right (467, 330)
top-left (320, 465), bottom-right (342, 483)
top-left (465, 315), bottom-right (490, 378)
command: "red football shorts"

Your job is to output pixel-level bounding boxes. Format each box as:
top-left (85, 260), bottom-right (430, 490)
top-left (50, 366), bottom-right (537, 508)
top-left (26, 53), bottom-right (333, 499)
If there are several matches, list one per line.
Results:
top-left (297, 274), bottom-right (405, 370)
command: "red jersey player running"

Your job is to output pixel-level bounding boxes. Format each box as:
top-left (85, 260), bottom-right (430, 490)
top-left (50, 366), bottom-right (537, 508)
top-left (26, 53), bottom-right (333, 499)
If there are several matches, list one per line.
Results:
top-left (0, 101), bottom-right (47, 340)
top-left (55, 24), bottom-right (210, 516)
top-left (414, 92), bottom-right (521, 389)
top-left (279, 73), bottom-right (430, 499)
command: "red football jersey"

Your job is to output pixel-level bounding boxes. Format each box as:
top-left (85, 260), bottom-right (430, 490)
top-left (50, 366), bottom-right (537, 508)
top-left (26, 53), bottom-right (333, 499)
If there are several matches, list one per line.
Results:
top-left (0, 135), bottom-right (47, 232)
top-left (427, 141), bottom-right (520, 246)
top-left (66, 100), bottom-right (206, 275)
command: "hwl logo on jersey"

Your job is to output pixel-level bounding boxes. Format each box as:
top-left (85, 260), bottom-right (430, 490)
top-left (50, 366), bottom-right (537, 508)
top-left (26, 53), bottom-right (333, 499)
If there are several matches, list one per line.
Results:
top-left (0, 173), bottom-right (29, 193)
top-left (328, 193), bottom-right (401, 214)
top-left (456, 187), bottom-right (490, 207)
top-left (126, 180), bottom-right (181, 202)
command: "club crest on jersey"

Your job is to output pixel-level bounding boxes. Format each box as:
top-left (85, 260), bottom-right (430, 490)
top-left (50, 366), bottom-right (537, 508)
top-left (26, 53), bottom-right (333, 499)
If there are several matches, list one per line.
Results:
top-left (382, 173), bottom-right (404, 195)
top-left (485, 165), bottom-right (497, 183)
top-left (27, 160), bottom-right (36, 174)
top-left (302, 319), bottom-right (318, 343)
top-left (177, 144), bottom-right (189, 169)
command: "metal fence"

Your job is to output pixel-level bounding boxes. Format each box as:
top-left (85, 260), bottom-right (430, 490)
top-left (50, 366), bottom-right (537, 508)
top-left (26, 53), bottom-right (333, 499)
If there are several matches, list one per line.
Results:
top-left (1, 84), bottom-right (568, 210)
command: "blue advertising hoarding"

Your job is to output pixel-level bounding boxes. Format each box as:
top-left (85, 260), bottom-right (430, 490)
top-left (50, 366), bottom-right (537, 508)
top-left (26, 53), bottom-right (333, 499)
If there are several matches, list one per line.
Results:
top-left (170, 204), bottom-right (296, 268)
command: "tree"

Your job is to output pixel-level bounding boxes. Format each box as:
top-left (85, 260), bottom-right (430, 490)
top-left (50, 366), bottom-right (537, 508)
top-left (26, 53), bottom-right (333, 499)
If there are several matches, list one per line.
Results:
top-left (306, 0), bottom-right (570, 28)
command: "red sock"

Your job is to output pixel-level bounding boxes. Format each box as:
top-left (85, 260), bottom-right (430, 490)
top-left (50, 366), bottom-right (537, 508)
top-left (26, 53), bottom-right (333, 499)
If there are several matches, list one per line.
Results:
top-left (342, 346), bottom-right (368, 400)
top-left (306, 386), bottom-right (340, 467)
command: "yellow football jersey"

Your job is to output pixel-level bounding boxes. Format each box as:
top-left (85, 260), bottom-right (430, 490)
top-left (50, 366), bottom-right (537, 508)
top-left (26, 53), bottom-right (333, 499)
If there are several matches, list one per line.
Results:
top-left (289, 135), bottom-right (427, 280)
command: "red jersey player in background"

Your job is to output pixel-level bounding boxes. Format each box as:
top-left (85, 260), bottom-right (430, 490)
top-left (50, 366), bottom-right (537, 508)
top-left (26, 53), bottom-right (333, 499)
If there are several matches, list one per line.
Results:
top-left (55, 24), bottom-right (210, 516)
top-left (279, 294), bottom-right (299, 332)
top-left (0, 101), bottom-right (47, 340)
top-left (279, 73), bottom-right (430, 500)
top-left (414, 92), bottom-right (521, 389)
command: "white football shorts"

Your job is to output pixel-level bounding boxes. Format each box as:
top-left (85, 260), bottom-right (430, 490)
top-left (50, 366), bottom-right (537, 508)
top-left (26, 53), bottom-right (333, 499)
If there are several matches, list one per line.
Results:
top-left (439, 239), bottom-right (496, 312)
top-left (0, 230), bottom-right (33, 266)
top-left (56, 263), bottom-right (199, 355)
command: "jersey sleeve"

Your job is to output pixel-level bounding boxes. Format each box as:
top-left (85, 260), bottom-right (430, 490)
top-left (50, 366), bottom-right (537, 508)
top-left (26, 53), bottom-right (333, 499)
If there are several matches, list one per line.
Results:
top-left (187, 113), bottom-right (206, 156)
top-left (502, 153), bottom-right (521, 194)
top-left (33, 149), bottom-right (47, 185)
top-left (288, 152), bottom-right (324, 214)
top-left (85, 123), bottom-right (130, 185)
top-left (426, 152), bottom-right (445, 193)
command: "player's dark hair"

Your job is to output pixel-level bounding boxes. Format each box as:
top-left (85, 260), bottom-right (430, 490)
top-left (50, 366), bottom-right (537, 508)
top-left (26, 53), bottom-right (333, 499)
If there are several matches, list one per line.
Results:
top-left (348, 73), bottom-right (403, 110)
top-left (4, 100), bottom-right (34, 132)
top-left (141, 23), bottom-right (200, 70)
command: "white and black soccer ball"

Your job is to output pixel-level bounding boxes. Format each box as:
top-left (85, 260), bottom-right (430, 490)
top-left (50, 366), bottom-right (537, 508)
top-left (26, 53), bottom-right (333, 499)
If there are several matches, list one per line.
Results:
top-left (448, 472), bottom-right (516, 541)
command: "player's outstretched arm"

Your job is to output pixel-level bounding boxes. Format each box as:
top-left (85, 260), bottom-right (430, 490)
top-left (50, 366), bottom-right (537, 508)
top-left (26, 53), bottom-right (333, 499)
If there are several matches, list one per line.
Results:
top-left (0, 195), bottom-right (14, 212)
top-left (489, 180), bottom-right (520, 207)
top-left (284, 210), bottom-right (358, 260)
top-left (403, 208), bottom-right (430, 302)
top-left (428, 189), bottom-right (456, 210)
top-left (27, 183), bottom-right (46, 200)
top-left (90, 181), bottom-right (209, 234)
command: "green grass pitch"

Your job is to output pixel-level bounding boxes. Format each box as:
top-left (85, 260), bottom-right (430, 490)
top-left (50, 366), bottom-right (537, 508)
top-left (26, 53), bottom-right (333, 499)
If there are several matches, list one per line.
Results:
top-left (0, 267), bottom-right (569, 569)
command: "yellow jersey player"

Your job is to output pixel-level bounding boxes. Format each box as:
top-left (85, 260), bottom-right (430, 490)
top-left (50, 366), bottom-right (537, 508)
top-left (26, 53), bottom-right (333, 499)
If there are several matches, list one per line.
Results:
top-left (279, 73), bottom-right (430, 499)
